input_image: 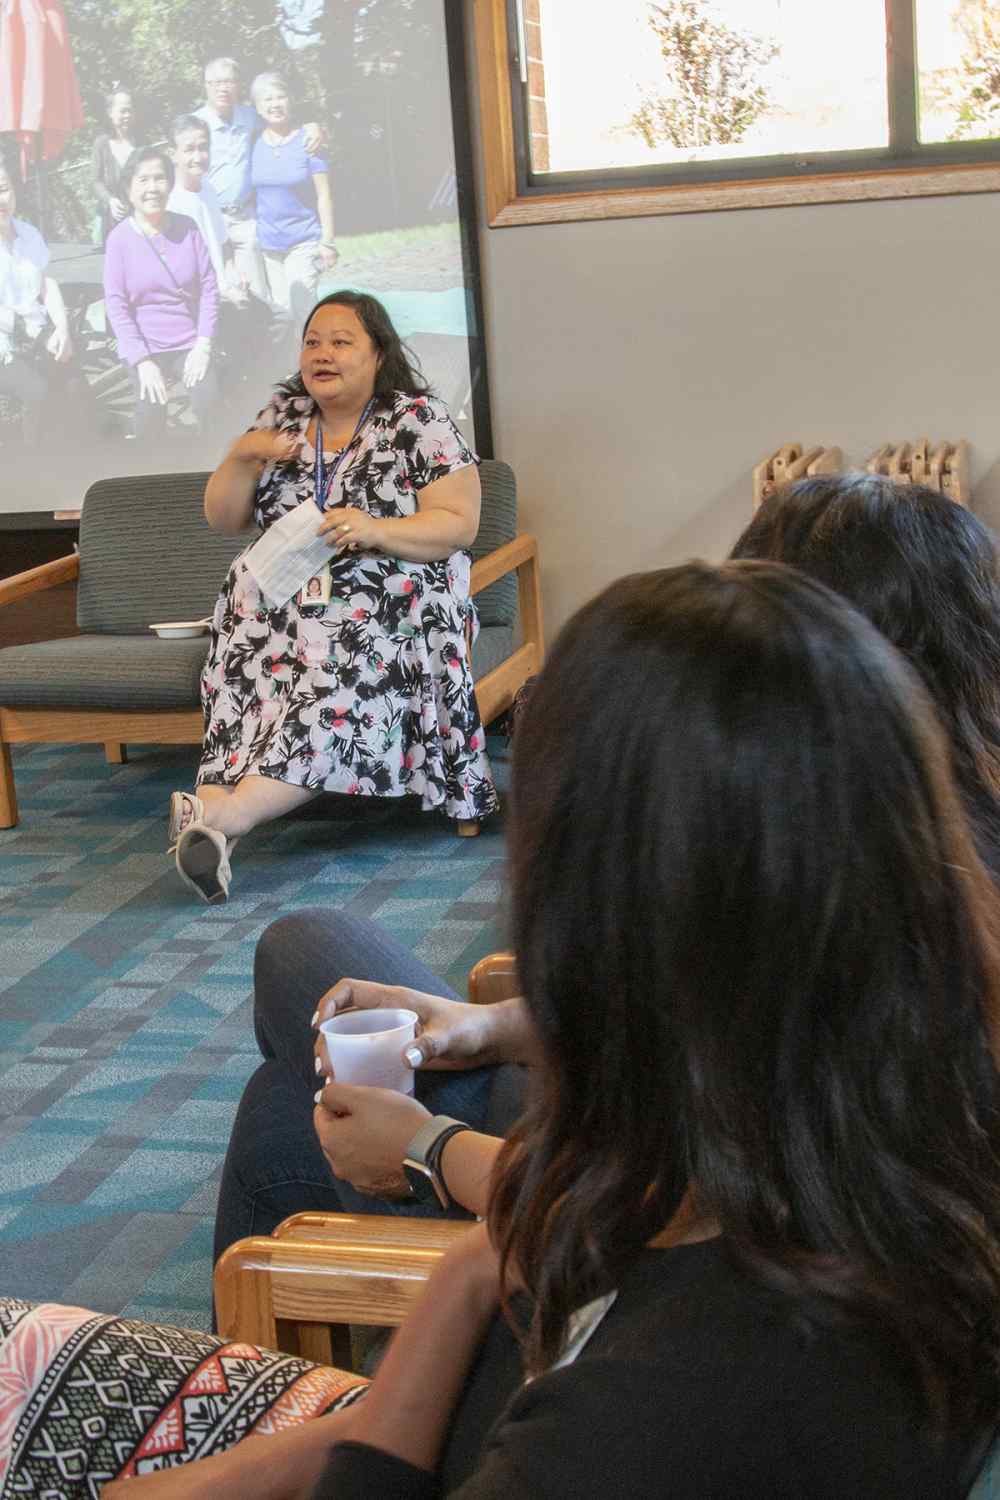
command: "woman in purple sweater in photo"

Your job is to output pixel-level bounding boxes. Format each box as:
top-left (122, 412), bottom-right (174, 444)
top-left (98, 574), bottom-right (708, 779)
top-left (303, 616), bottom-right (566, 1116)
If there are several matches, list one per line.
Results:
top-left (103, 145), bottom-right (219, 442)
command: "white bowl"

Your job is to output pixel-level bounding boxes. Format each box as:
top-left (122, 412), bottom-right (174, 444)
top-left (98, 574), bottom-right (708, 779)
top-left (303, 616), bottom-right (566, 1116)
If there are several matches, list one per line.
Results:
top-left (149, 620), bottom-right (212, 639)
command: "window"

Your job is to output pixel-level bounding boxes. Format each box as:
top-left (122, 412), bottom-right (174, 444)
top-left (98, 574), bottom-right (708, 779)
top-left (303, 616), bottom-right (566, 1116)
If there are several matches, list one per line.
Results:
top-left (474, 0), bottom-right (1000, 226)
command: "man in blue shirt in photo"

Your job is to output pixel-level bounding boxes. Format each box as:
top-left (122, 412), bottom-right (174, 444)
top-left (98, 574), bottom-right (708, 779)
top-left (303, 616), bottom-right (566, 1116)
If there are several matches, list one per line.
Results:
top-left (194, 56), bottom-right (327, 309)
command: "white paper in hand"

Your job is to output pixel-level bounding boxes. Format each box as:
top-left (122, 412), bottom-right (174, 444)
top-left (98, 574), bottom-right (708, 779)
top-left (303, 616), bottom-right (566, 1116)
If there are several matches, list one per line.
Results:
top-left (242, 501), bottom-right (334, 609)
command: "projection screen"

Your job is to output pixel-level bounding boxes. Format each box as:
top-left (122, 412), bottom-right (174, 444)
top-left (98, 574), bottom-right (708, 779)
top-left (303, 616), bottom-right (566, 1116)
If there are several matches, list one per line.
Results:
top-left (0, 0), bottom-right (490, 519)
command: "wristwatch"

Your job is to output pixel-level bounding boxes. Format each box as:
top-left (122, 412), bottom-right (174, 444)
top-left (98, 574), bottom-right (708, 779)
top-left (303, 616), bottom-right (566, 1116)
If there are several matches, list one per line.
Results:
top-left (403, 1115), bottom-right (470, 1210)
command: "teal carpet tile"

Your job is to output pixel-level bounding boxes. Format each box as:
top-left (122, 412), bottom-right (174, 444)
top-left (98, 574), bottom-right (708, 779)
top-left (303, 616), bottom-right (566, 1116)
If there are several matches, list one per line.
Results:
top-left (0, 741), bottom-right (509, 1329)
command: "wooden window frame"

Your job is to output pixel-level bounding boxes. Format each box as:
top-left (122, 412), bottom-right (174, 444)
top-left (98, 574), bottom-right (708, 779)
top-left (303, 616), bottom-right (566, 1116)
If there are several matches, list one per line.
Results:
top-left (474, 0), bottom-right (1000, 227)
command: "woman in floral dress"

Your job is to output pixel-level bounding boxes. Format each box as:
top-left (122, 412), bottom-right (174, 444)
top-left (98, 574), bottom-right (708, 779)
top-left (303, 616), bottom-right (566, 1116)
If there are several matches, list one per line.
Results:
top-left (170, 291), bottom-right (497, 903)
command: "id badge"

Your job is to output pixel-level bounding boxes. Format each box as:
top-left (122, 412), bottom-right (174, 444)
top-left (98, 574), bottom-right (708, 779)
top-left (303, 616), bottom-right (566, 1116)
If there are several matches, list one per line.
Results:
top-left (298, 563), bottom-right (331, 607)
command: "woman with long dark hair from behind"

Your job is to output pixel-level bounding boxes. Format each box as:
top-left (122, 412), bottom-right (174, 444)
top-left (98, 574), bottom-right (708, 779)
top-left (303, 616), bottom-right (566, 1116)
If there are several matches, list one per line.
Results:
top-left (10, 562), bottom-right (1000, 1497)
top-left (732, 471), bottom-right (1000, 879)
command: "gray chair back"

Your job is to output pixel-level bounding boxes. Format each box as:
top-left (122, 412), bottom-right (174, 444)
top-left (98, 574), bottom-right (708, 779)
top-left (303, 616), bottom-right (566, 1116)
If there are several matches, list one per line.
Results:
top-left (473, 460), bottom-right (518, 627)
top-left (77, 472), bottom-right (249, 634)
top-left (77, 462), bottom-right (517, 633)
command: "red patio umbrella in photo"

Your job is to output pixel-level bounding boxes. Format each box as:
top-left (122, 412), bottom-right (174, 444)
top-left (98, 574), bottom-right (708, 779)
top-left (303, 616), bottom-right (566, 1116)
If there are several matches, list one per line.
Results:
top-left (0, 0), bottom-right (84, 227)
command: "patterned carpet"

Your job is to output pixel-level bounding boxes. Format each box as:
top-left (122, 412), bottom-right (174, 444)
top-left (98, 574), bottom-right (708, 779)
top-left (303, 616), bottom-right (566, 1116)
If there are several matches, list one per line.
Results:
top-left (0, 741), bottom-right (509, 1331)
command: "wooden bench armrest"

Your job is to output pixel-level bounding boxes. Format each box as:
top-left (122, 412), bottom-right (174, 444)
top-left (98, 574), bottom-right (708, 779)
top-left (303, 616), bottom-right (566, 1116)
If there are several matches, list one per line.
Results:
top-left (0, 552), bottom-right (79, 609)
top-left (272, 1212), bottom-right (474, 1251)
top-left (468, 950), bottom-right (518, 1005)
top-left (470, 532), bottom-right (537, 597)
top-left (214, 1215), bottom-right (475, 1347)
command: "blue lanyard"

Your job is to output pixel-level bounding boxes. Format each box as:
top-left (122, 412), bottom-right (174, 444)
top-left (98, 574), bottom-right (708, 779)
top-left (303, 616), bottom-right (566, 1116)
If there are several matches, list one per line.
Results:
top-left (313, 399), bottom-right (374, 511)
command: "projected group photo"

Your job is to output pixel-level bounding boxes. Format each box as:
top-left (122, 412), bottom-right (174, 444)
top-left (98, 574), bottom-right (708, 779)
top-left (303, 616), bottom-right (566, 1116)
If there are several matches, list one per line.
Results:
top-left (0, 0), bottom-right (483, 518)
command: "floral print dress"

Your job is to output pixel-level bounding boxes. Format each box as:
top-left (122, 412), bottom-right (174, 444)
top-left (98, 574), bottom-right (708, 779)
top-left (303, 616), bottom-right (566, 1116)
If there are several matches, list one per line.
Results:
top-left (198, 388), bottom-right (498, 822)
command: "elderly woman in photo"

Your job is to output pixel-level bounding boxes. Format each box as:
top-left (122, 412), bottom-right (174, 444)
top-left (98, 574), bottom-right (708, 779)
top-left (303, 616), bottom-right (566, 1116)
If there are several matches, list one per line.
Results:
top-left (0, 161), bottom-right (72, 444)
top-left (102, 146), bottom-right (219, 442)
top-left (168, 289), bottom-right (496, 903)
top-left (91, 86), bottom-right (137, 244)
top-left (249, 72), bottom-right (336, 331)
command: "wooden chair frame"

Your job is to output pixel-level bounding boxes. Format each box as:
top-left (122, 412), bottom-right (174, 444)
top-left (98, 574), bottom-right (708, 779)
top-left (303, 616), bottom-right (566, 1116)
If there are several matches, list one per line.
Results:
top-left (214, 951), bottom-right (519, 1360)
top-left (0, 536), bottom-right (543, 828)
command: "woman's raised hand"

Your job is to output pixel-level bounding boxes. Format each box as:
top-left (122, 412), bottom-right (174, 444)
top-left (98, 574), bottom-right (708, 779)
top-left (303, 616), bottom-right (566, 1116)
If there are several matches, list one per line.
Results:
top-left (231, 428), bottom-right (304, 466)
top-left (312, 979), bottom-right (504, 1072)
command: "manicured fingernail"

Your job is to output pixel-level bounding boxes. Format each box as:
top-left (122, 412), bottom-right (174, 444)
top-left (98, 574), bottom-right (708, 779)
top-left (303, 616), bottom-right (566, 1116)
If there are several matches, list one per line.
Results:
top-left (404, 1046), bottom-right (422, 1068)
top-left (314, 1055), bottom-right (322, 1074)
top-left (310, 1010), bottom-right (319, 1027)
top-left (314, 1088), bottom-right (323, 1104)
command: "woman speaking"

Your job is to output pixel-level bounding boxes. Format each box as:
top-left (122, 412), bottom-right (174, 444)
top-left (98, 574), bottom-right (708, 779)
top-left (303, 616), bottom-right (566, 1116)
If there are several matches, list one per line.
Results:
top-left (169, 290), bottom-right (497, 902)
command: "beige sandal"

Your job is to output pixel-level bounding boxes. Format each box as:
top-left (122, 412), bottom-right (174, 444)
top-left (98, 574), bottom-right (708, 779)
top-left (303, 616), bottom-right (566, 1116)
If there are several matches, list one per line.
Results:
top-left (167, 790), bottom-right (205, 851)
top-left (175, 823), bottom-right (233, 904)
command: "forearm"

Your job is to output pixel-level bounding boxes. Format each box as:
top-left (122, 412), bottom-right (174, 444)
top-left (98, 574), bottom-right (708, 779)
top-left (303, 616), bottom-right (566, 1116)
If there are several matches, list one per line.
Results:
top-left (438, 1130), bottom-right (503, 1218)
top-left (103, 1404), bottom-right (357, 1500)
top-left (205, 453), bottom-right (262, 533)
top-left (196, 253), bottom-right (220, 341)
top-left (372, 506), bottom-right (475, 563)
top-left (315, 175), bottom-right (335, 244)
top-left (42, 277), bottom-right (68, 335)
top-left (480, 997), bottom-right (537, 1066)
top-left (340, 1244), bottom-right (497, 1473)
top-left (104, 269), bottom-right (148, 367)
top-left (92, 148), bottom-right (112, 205)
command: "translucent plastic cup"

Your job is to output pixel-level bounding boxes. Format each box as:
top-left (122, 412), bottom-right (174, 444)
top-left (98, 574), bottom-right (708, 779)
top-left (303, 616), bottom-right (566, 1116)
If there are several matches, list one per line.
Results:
top-left (319, 1008), bottom-right (419, 1094)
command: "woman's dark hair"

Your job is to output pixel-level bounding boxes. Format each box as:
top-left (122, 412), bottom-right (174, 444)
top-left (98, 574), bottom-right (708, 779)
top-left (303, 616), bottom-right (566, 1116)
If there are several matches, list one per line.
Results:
top-left (104, 86), bottom-right (133, 113)
top-left (490, 561), bottom-right (1000, 1435)
top-left (280, 290), bottom-right (431, 404)
top-left (732, 473), bottom-right (1000, 880)
top-left (120, 145), bottom-right (175, 199)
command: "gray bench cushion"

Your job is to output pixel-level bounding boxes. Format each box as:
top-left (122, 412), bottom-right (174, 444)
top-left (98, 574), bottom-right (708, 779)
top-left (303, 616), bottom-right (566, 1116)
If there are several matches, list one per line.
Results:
top-left (77, 472), bottom-right (249, 634)
top-left (0, 627), bottom-right (514, 712)
top-left (0, 636), bottom-right (209, 710)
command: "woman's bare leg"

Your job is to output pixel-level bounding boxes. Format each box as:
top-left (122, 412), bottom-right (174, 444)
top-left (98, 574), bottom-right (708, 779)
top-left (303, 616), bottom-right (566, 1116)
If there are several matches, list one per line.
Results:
top-left (197, 776), bottom-right (317, 838)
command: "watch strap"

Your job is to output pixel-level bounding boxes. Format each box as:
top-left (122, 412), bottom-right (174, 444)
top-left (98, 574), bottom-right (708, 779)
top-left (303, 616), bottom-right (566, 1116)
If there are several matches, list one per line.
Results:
top-left (403, 1115), bottom-right (470, 1209)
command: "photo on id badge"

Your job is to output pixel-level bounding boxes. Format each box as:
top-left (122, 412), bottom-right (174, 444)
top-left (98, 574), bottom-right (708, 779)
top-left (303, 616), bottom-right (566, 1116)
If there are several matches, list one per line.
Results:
top-left (298, 567), bottom-right (332, 607)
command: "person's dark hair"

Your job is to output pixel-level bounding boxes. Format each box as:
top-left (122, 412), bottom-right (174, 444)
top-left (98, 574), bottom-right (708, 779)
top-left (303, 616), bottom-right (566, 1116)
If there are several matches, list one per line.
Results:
top-left (279, 290), bottom-right (431, 404)
top-left (490, 561), bottom-right (1000, 1437)
top-left (104, 86), bottom-right (133, 113)
top-left (169, 113), bottom-right (209, 147)
top-left (732, 472), bottom-right (1000, 880)
top-left (120, 145), bottom-right (175, 199)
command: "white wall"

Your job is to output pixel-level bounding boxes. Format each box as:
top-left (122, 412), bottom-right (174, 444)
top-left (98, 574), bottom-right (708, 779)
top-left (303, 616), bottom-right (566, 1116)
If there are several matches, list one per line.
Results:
top-left (472, 136), bottom-right (1000, 637)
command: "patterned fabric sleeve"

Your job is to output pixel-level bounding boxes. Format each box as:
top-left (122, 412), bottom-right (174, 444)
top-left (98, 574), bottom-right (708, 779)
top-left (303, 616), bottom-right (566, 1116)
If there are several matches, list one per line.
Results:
top-left (248, 394), bottom-right (281, 432)
top-left (395, 396), bottom-right (478, 492)
top-left (248, 388), bottom-right (314, 434)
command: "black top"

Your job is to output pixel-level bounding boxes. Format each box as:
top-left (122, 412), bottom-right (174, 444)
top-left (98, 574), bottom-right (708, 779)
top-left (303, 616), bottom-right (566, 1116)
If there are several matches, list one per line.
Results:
top-left (315, 1239), bottom-right (984, 1499)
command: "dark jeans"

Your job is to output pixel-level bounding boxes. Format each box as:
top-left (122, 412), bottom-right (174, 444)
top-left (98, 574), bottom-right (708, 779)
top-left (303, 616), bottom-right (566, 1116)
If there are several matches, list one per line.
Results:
top-left (212, 910), bottom-right (525, 1268)
top-left (128, 348), bottom-right (218, 442)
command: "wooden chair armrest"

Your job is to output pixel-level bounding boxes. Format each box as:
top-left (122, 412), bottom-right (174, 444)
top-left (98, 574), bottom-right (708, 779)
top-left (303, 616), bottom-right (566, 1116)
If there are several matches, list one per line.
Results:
top-left (272, 1212), bottom-right (474, 1251)
top-left (0, 552), bottom-right (79, 609)
top-left (470, 533), bottom-right (537, 596)
top-left (468, 950), bottom-right (519, 1005)
top-left (214, 1215), bottom-right (475, 1347)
